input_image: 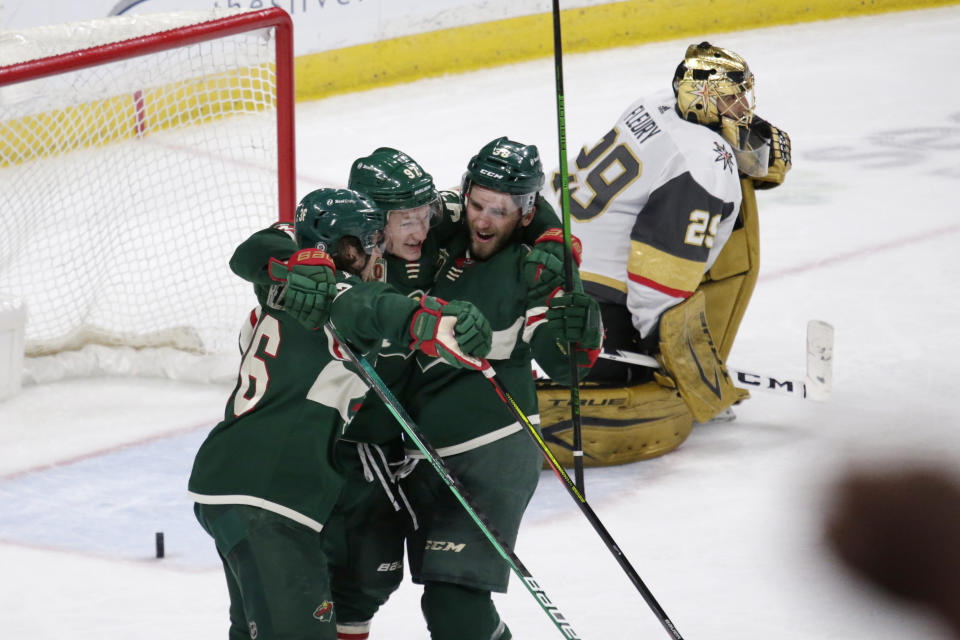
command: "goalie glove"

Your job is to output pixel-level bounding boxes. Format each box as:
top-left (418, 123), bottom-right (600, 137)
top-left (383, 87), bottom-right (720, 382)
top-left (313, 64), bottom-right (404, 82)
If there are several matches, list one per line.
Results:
top-left (751, 116), bottom-right (792, 189)
top-left (409, 296), bottom-right (492, 369)
top-left (267, 249), bottom-right (338, 330)
top-left (523, 228), bottom-right (584, 301)
top-left (546, 291), bottom-right (603, 368)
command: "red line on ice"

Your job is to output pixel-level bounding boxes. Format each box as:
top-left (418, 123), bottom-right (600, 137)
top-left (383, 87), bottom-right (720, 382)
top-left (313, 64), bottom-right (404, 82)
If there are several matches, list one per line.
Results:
top-left (760, 223), bottom-right (960, 281)
top-left (0, 420), bottom-right (215, 482)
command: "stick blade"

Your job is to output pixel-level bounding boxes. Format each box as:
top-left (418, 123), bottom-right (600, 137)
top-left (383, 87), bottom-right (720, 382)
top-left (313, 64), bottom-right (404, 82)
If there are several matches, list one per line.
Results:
top-left (805, 320), bottom-right (834, 401)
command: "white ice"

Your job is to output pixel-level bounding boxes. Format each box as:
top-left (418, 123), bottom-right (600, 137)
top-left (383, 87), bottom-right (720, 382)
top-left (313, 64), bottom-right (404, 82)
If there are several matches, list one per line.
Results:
top-left (2, 6), bottom-right (960, 638)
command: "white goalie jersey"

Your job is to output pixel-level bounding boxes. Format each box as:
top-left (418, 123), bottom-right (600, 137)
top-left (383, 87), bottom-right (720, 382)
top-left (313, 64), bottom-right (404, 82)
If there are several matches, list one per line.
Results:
top-left (549, 88), bottom-right (742, 338)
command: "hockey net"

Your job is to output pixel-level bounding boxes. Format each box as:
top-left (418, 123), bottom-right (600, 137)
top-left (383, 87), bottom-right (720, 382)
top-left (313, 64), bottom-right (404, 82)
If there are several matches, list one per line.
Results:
top-left (0, 8), bottom-right (294, 384)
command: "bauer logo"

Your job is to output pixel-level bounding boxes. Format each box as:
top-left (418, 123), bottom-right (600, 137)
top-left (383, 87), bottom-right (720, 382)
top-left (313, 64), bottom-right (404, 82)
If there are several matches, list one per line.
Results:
top-left (522, 577), bottom-right (580, 639)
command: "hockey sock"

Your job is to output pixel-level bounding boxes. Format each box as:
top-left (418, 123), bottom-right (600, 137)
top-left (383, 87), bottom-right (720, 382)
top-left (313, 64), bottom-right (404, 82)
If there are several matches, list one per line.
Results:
top-left (337, 619), bottom-right (371, 640)
top-left (421, 581), bottom-right (509, 640)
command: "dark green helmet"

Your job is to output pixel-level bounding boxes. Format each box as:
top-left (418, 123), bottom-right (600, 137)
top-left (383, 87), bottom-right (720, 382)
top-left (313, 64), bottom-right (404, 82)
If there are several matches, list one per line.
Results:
top-left (348, 147), bottom-right (439, 212)
top-left (462, 136), bottom-right (544, 214)
top-left (294, 187), bottom-right (385, 255)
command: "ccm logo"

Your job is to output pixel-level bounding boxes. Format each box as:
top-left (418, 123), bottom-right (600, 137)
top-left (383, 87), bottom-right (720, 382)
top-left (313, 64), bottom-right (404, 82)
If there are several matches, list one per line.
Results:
top-left (425, 540), bottom-right (466, 552)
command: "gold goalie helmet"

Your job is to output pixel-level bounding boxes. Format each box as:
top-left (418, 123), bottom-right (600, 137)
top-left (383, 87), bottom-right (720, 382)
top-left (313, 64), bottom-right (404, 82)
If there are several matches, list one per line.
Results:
top-left (673, 42), bottom-right (771, 177)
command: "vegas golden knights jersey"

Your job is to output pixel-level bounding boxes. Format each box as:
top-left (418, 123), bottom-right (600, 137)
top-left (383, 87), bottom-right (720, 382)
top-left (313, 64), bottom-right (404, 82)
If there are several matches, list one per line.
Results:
top-left (550, 88), bottom-right (742, 338)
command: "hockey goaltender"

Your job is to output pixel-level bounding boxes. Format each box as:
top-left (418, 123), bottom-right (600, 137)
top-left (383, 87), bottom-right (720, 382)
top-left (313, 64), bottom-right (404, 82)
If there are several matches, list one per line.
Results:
top-left (538, 41), bottom-right (792, 466)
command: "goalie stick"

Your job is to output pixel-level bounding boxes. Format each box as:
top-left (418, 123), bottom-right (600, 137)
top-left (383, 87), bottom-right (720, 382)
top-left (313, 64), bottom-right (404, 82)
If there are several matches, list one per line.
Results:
top-left (326, 324), bottom-right (582, 640)
top-left (598, 319), bottom-right (835, 401)
top-left (479, 361), bottom-right (684, 640)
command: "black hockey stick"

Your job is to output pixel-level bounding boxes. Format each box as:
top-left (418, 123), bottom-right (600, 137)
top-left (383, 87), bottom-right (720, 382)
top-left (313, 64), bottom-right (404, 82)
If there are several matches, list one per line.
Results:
top-left (479, 360), bottom-right (684, 640)
top-left (326, 324), bottom-right (581, 639)
top-left (550, 0), bottom-right (586, 495)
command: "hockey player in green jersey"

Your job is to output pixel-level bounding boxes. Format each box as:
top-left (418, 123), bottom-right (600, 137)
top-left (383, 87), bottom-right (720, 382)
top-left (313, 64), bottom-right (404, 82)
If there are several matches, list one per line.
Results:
top-left (400, 137), bottom-right (603, 640)
top-left (346, 145), bottom-right (568, 297)
top-left (336, 146), bottom-right (584, 640)
top-left (223, 146), bottom-right (567, 640)
top-left (188, 187), bottom-right (493, 640)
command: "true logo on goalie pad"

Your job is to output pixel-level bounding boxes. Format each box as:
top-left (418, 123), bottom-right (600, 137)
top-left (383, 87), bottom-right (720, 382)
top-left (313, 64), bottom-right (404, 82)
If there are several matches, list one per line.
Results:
top-left (544, 397), bottom-right (626, 408)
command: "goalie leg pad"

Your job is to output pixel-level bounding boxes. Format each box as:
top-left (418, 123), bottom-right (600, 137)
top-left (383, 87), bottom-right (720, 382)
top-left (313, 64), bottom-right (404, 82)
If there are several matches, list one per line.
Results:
top-left (536, 381), bottom-right (694, 467)
top-left (657, 290), bottom-right (749, 423)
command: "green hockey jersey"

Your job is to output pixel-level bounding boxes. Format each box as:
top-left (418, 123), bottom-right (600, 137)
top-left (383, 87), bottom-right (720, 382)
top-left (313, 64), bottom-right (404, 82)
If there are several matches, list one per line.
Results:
top-left (401, 241), bottom-right (585, 456)
top-left (187, 274), bottom-right (418, 531)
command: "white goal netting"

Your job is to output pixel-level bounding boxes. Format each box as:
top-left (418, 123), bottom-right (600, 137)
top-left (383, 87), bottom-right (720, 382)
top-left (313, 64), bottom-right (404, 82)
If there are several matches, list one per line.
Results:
top-left (0, 9), bottom-right (294, 383)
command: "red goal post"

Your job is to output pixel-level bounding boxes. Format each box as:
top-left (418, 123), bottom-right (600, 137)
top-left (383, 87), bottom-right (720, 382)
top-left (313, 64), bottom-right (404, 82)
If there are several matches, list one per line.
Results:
top-left (0, 8), bottom-right (295, 382)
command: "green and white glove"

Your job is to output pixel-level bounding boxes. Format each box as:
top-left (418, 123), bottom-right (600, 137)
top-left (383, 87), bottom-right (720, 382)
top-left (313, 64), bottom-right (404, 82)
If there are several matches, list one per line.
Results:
top-left (409, 296), bottom-right (492, 369)
top-left (522, 228), bottom-right (583, 301)
top-left (268, 248), bottom-right (338, 330)
top-left (546, 291), bottom-right (603, 368)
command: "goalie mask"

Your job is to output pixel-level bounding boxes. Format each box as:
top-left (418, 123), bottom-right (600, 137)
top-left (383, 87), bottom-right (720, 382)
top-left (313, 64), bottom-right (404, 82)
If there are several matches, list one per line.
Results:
top-left (348, 147), bottom-right (443, 225)
top-left (294, 187), bottom-right (385, 256)
top-left (673, 42), bottom-right (767, 176)
top-left (462, 136), bottom-right (545, 216)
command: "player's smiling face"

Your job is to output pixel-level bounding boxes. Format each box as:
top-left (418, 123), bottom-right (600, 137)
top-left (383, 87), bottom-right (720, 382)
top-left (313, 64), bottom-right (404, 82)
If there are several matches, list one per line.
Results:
top-left (465, 185), bottom-right (532, 259)
top-left (383, 205), bottom-right (431, 261)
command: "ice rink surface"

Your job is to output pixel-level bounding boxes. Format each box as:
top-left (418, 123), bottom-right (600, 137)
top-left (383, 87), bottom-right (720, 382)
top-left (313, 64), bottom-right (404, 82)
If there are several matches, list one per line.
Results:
top-left (3, 6), bottom-right (960, 638)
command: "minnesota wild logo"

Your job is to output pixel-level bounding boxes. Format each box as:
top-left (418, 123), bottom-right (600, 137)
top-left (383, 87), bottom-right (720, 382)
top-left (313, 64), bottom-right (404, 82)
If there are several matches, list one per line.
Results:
top-left (313, 600), bottom-right (334, 622)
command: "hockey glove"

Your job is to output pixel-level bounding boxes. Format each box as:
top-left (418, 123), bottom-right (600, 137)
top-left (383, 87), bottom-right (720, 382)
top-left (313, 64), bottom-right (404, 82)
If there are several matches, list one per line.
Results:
top-left (531, 228), bottom-right (583, 266)
top-left (409, 296), bottom-right (492, 369)
top-left (268, 249), bottom-right (338, 330)
top-left (546, 292), bottom-right (603, 368)
top-left (523, 229), bottom-right (584, 301)
top-left (751, 117), bottom-right (792, 189)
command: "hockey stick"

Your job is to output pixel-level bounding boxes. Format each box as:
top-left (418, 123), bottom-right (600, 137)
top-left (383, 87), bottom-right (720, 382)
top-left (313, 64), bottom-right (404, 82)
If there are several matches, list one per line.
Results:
top-left (550, 0), bottom-right (586, 495)
top-left (598, 320), bottom-right (835, 401)
top-left (479, 360), bottom-right (684, 640)
top-left (326, 324), bottom-right (581, 640)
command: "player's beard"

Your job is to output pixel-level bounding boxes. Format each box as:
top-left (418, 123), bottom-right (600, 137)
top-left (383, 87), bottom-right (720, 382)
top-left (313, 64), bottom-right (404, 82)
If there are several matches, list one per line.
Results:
top-left (469, 221), bottom-right (524, 260)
